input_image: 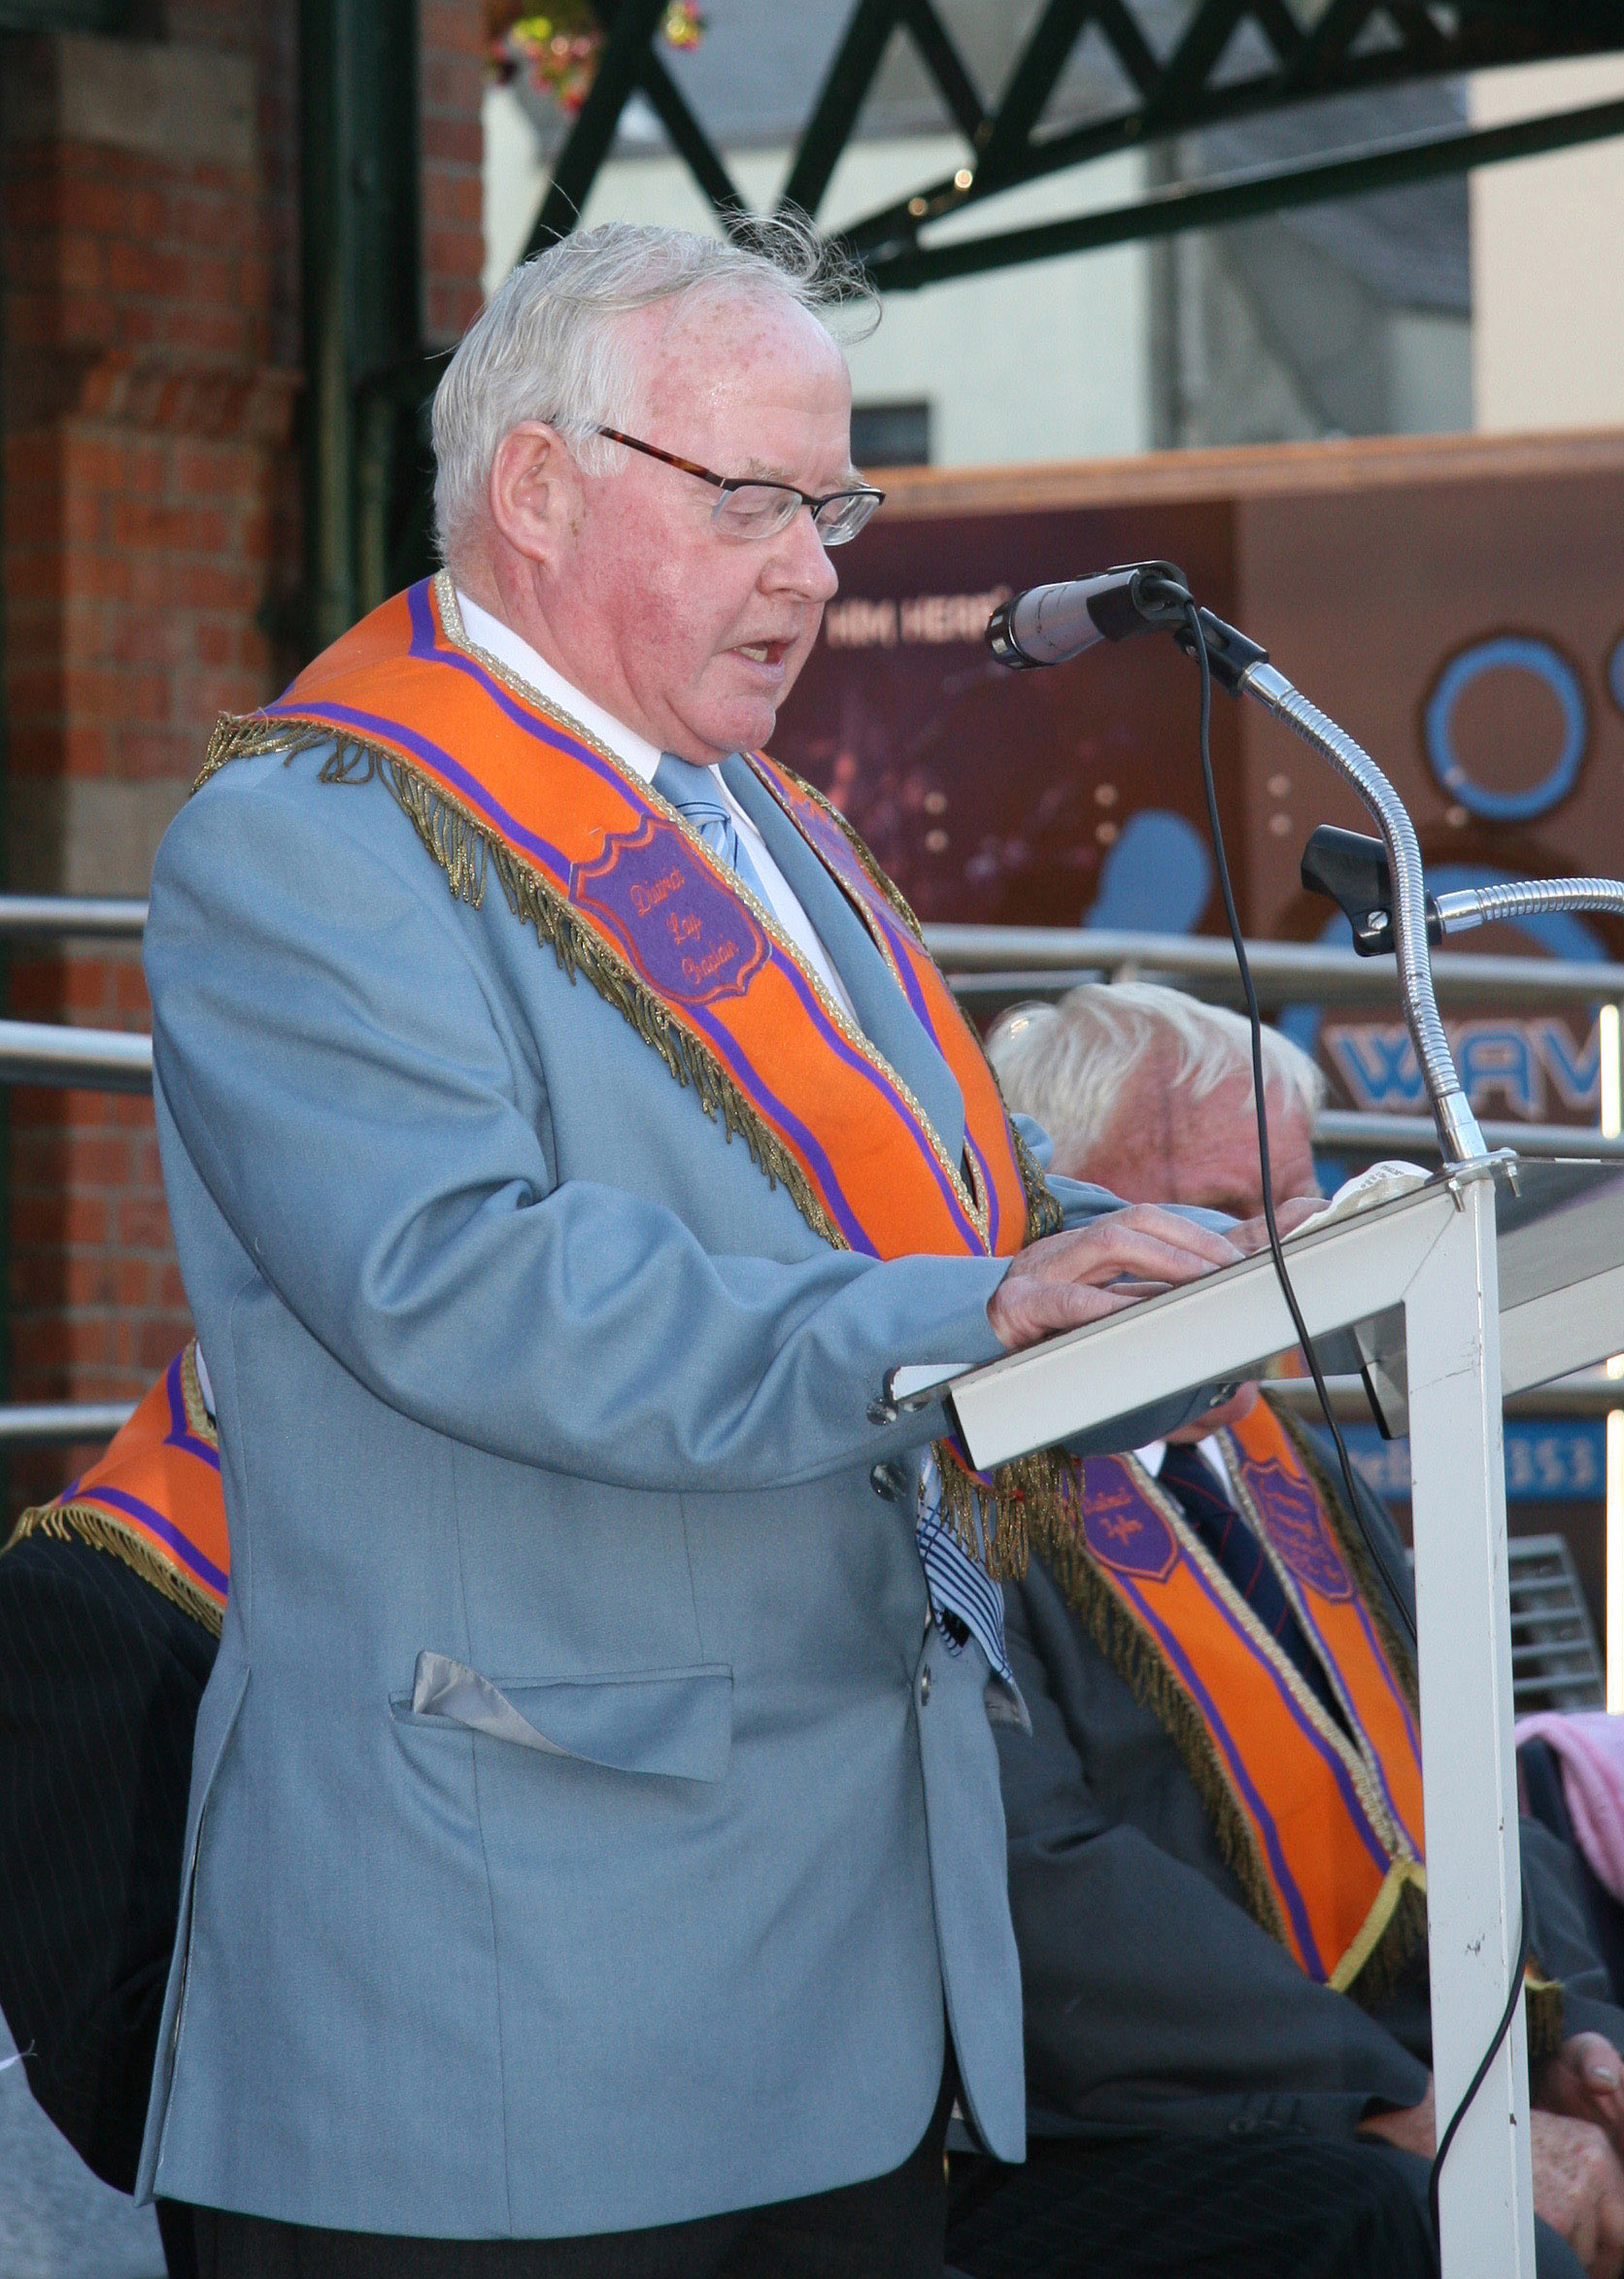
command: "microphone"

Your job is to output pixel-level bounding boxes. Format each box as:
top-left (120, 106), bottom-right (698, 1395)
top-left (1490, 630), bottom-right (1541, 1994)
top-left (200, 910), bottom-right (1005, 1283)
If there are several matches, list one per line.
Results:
top-left (985, 560), bottom-right (1190, 669)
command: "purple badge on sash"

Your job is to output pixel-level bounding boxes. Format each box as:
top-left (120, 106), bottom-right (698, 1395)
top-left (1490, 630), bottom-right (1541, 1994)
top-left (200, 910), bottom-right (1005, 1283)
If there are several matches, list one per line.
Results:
top-left (1246, 1457), bottom-right (1353, 1602)
top-left (1080, 1459), bottom-right (1179, 1582)
top-left (571, 817), bottom-right (768, 1007)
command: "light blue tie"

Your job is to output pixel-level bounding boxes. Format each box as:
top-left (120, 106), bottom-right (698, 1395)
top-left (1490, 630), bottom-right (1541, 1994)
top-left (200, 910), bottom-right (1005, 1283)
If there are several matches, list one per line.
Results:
top-left (653, 753), bottom-right (769, 908)
top-left (654, 760), bottom-right (1010, 1684)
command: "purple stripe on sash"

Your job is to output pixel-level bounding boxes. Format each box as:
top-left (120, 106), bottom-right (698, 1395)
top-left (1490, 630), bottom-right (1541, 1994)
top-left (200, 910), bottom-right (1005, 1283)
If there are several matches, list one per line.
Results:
top-left (85, 1485), bottom-right (228, 1597)
top-left (1118, 1572), bottom-right (1327, 1976)
top-left (685, 1001), bottom-right (871, 1251)
top-left (1350, 1587), bottom-right (1424, 1780)
top-left (749, 759), bottom-right (943, 1034)
top-left (406, 586), bottom-right (638, 802)
top-left (870, 906), bottom-right (940, 1034)
top-left (1318, 1588), bottom-right (1425, 1857)
top-left (965, 1128), bottom-right (1002, 1251)
top-left (1249, 1473), bottom-right (1424, 1858)
top-left (704, 950), bottom-right (983, 1251)
top-left (1182, 1546), bottom-right (1396, 1885)
top-left (686, 980), bottom-right (980, 1254)
top-left (163, 1353), bottom-right (221, 1471)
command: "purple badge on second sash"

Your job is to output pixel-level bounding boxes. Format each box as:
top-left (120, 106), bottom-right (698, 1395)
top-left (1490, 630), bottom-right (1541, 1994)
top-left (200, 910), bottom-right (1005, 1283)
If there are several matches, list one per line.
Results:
top-left (572, 816), bottom-right (768, 1007)
top-left (1080, 1459), bottom-right (1179, 1582)
top-left (1246, 1457), bottom-right (1353, 1602)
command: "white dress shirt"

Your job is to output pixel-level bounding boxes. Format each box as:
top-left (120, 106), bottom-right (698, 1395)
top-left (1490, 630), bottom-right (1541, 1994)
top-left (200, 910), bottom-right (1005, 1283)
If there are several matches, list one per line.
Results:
top-left (455, 592), bottom-right (855, 1017)
top-left (1136, 1437), bottom-right (1234, 1493)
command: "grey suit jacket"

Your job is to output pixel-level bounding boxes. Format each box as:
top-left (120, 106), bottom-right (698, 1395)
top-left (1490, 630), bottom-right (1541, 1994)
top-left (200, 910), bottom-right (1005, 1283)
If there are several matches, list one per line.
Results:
top-left (998, 1428), bottom-right (1624, 2143)
top-left (135, 723), bottom-right (1221, 2238)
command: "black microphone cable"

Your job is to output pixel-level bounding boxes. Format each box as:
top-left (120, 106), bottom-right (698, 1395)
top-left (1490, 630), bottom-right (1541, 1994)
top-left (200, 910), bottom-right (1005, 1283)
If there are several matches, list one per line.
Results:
top-left (1169, 585), bottom-right (1392, 1619)
top-left (1163, 577), bottom-right (1529, 2249)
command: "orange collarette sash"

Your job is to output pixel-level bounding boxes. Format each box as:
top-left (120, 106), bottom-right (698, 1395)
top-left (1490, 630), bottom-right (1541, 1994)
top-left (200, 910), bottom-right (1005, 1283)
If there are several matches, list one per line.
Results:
top-left (198, 574), bottom-right (1065, 1574)
top-left (202, 573), bottom-right (1043, 1269)
top-left (1056, 1397), bottom-right (1427, 1998)
top-left (10, 1342), bottom-right (227, 1636)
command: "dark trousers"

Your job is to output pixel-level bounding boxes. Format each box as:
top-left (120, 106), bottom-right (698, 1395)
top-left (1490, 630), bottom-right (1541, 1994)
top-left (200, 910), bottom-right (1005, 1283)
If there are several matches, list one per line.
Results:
top-left (946, 2134), bottom-right (1588, 2279)
top-left (0, 1531), bottom-right (216, 2194)
top-left (945, 2133), bottom-right (1440, 2279)
top-left (187, 2062), bottom-right (956, 2279)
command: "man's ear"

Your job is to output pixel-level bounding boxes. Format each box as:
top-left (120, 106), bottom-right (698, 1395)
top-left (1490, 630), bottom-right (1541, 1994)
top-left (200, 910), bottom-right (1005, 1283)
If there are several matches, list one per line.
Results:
top-left (487, 423), bottom-right (580, 569)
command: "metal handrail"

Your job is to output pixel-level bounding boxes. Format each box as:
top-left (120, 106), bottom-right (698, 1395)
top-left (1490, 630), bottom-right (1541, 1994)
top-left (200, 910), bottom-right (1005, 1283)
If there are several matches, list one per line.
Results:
top-left (2, 913), bottom-right (1619, 1451)
top-left (4, 899), bottom-right (1623, 1012)
top-left (1270, 1369), bottom-right (1624, 1424)
top-left (3, 1027), bottom-right (1622, 1159)
top-left (0, 1401), bottom-right (137, 1446)
top-left (1316, 1112), bottom-right (1624, 1161)
top-left (925, 926), bottom-right (1624, 1011)
top-left (0, 896), bottom-right (148, 940)
top-left (0, 1020), bottom-right (152, 1092)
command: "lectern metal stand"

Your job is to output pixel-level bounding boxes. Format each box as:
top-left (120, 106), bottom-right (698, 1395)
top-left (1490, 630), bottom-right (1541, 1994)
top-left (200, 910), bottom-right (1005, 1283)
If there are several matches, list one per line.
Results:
top-left (918, 1159), bottom-right (1624, 2278)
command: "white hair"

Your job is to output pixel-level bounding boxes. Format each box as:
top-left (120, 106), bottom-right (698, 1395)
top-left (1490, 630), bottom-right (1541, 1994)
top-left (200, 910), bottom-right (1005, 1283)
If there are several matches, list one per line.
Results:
top-left (986, 981), bottom-right (1326, 1159)
top-left (431, 216), bottom-right (878, 568)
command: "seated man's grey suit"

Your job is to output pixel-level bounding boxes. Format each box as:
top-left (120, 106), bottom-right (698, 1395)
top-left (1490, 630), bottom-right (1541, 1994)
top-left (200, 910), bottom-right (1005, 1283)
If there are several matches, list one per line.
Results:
top-left (135, 732), bottom-right (1213, 2240)
top-left (966, 1439), bottom-right (1620, 2277)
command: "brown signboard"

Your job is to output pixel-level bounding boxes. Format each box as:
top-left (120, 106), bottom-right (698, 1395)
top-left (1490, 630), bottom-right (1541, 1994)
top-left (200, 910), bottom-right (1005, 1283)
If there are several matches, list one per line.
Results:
top-left (772, 431), bottom-right (1624, 1129)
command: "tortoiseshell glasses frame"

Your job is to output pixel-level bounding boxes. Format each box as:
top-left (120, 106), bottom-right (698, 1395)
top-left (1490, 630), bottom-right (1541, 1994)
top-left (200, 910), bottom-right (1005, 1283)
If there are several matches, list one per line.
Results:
top-left (589, 425), bottom-right (884, 547)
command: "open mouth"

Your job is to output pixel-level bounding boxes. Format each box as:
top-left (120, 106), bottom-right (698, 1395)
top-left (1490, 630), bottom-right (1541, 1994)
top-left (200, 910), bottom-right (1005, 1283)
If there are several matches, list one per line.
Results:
top-left (736, 638), bottom-right (791, 666)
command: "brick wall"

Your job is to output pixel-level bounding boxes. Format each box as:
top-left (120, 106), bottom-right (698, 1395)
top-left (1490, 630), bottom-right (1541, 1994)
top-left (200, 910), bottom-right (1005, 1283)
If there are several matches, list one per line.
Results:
top-left (422, 0), bottom-right (487, 349)
top-left (1, 6), bottom-right (485, 1513)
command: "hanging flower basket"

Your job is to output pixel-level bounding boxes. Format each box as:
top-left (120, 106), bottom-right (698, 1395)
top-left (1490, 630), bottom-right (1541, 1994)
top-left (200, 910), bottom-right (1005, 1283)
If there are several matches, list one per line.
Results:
top-left (488, 1), bottom-right (705, 115)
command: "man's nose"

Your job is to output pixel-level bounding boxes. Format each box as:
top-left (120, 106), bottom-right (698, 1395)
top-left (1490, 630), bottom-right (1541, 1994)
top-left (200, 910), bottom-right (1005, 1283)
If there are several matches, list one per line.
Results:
top-left (765, 505), bottom-right (840, 602)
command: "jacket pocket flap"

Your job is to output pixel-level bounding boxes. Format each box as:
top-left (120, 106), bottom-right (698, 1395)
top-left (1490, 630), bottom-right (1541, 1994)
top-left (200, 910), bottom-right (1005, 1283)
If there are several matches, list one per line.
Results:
top-left (403, 1651), bottom-right (732, 1781)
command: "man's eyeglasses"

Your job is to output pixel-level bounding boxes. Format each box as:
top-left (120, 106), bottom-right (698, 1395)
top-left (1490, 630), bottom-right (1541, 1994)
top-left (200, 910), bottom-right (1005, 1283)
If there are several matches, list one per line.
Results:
top-left (589, 426), bottom-right (884, 547)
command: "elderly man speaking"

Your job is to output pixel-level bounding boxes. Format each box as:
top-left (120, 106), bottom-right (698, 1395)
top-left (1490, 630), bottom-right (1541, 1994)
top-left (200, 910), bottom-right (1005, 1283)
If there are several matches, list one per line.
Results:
top-left (134, 222), bottom-right (1250, 2278)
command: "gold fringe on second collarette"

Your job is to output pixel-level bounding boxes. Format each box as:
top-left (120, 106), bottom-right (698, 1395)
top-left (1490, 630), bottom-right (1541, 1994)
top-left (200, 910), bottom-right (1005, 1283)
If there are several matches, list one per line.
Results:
top-left (5, 1497), bottom-right (224, 1638)
top-left (198, 708), bottom-right (1091, 1584)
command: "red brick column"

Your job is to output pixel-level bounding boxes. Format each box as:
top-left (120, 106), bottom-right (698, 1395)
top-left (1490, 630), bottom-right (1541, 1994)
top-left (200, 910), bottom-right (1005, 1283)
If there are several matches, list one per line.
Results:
top-left (0, 8), bottom-right (486, 1510)
top-left (423, 0), bottom-right (487, 349)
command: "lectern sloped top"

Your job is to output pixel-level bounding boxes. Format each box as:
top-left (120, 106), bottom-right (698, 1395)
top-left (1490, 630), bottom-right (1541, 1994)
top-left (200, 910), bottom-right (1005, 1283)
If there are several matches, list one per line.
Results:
top-left (915, 1159), bottom-right (1624, 1477)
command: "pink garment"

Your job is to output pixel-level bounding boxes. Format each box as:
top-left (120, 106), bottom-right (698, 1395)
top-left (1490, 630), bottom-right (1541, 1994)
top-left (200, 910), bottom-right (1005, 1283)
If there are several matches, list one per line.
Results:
top-left (1517, 1712), bottom-right (1624, 1901)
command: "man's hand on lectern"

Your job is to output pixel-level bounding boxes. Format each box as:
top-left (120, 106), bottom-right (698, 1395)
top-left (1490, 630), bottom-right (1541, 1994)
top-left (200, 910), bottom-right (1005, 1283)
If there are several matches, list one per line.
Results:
top-left (988, 1207), bottom-right (1243, 1353)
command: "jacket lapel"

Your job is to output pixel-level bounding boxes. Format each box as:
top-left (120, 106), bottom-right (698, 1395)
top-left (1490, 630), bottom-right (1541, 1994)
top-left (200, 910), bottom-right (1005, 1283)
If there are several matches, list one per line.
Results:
top-left (722, 757), bottom-right (966, 1164)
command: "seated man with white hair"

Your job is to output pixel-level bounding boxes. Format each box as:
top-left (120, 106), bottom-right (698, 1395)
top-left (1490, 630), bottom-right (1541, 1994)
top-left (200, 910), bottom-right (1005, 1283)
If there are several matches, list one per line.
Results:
top-left (947, 982), bottom-right (1624, 2279)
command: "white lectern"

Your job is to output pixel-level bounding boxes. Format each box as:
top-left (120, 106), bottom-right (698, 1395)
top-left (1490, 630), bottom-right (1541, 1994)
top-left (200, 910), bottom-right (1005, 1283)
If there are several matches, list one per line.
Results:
top-left (910, 1156), bottom-right (1624, 2278)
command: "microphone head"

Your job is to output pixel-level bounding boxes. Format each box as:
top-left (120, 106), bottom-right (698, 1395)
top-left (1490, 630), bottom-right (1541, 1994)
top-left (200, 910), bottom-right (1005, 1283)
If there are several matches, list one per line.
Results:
top-left (985, 561), bottom-right (1191, 669)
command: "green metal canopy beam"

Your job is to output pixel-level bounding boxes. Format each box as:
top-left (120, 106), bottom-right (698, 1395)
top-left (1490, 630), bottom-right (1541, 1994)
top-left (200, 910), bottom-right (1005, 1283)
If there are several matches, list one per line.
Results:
top-left (300, 0), bottom-right (426, 652)
top-left (859, 87), bottom-right (1624, 290)
top-left (516, 0), bottom-right (1624, 292)
top-left (840, 0), bottom-right (1624, 260)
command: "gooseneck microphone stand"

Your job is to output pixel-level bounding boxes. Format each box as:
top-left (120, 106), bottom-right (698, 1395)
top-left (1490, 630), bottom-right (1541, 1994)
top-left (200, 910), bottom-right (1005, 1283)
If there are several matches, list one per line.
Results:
top-left (1223, 645), bottom-right (1486, 1159)
top-left (982, 561), bottom-right (1624, 2279)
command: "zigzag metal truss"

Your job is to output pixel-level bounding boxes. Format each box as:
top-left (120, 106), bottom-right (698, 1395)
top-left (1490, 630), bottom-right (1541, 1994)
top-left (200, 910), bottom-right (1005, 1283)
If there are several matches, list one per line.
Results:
top-left (524, 0), bottom-right (1624, 289)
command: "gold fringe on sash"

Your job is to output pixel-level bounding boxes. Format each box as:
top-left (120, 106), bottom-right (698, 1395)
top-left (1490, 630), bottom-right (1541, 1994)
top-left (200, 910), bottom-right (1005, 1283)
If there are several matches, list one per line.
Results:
top-left (1040, 1495), bottom-right (1291, 1943)
top-left (197, 710), bottom-right (1082, 1584)
top-left (1040, 1499), bottom-right (1442, 2008)
top-left (6, 1497), bottom-right (225, 1638)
